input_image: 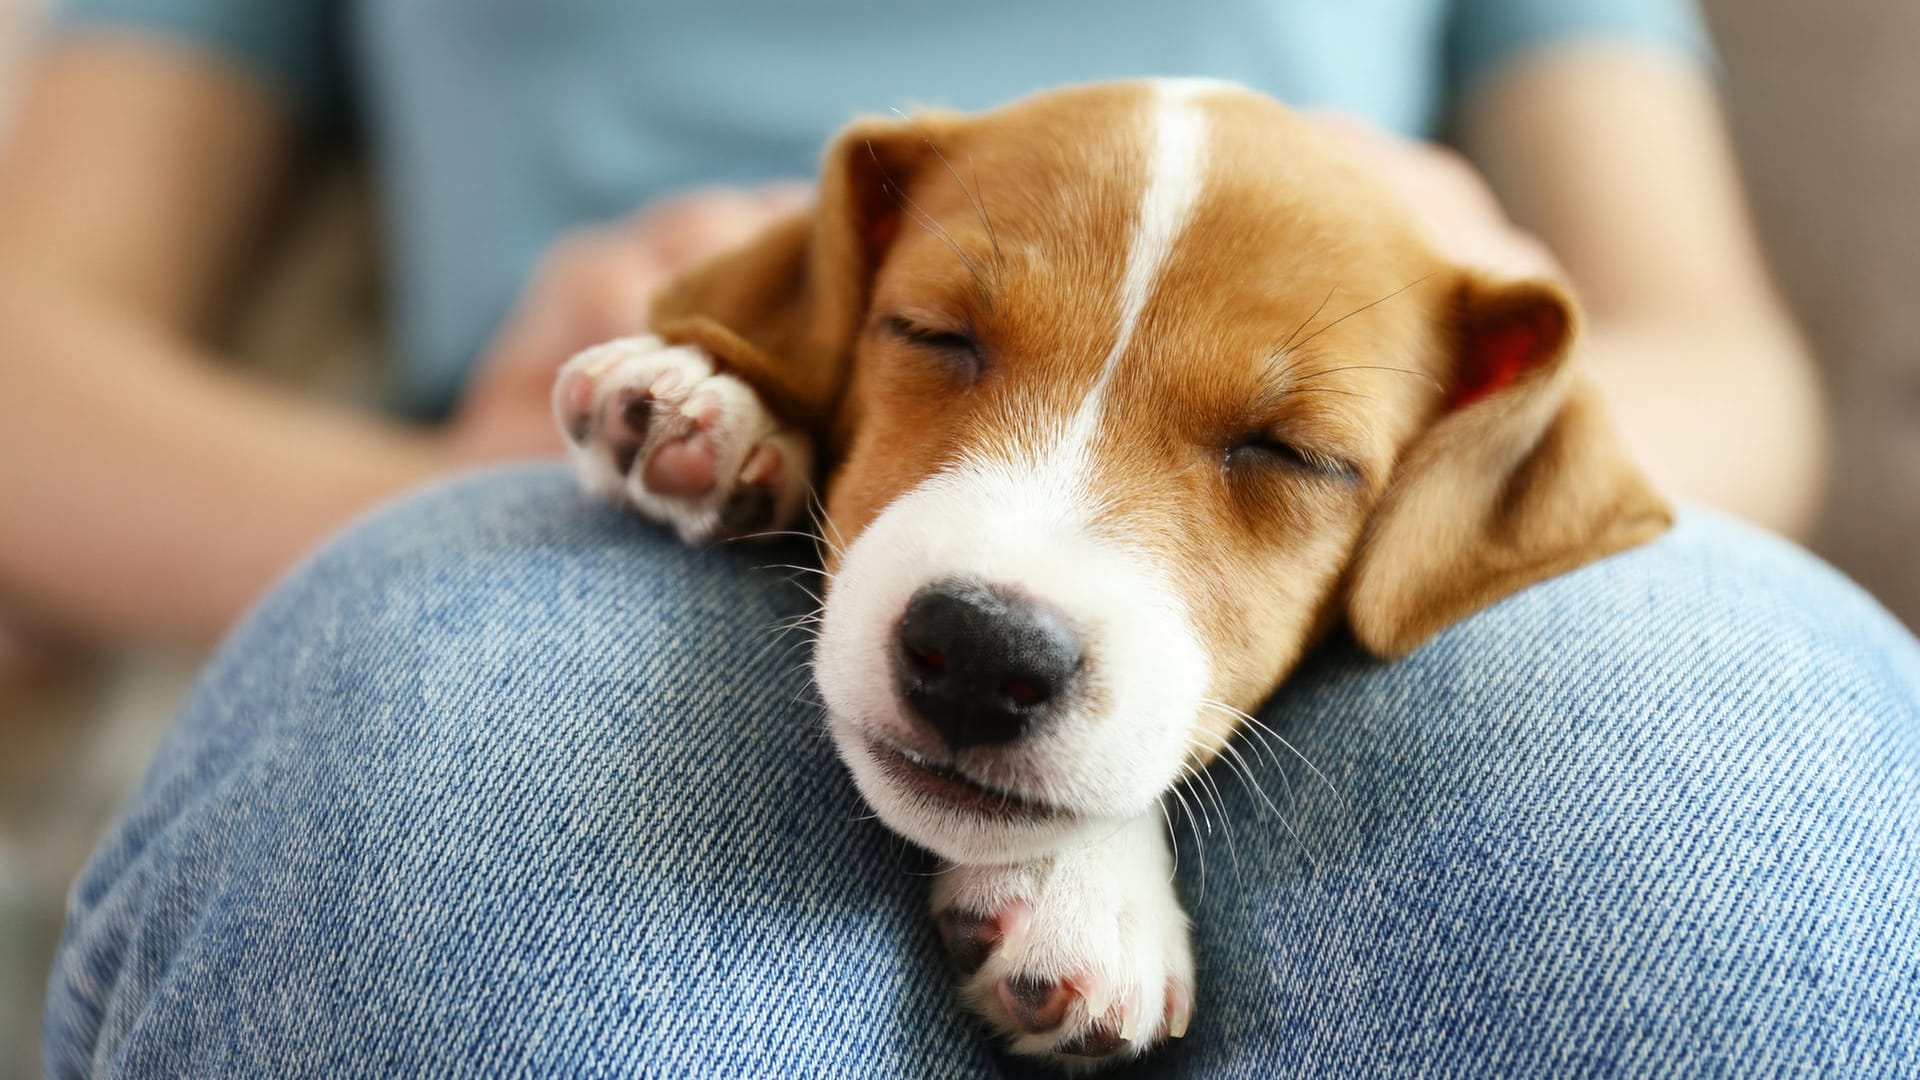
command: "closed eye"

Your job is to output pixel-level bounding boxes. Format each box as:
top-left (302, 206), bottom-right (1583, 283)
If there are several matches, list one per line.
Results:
top-left (885, 316), bottom-right (984, 380)
top-left (1225, 436), bottom-right (1362, 485)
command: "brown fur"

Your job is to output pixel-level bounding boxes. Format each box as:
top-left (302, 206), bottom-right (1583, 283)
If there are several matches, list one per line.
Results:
top-left (648, 82), bottom-right (1671, 753)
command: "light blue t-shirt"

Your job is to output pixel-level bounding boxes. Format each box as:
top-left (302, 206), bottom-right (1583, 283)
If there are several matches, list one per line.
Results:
top-left (60, 0), bottom-right (1706, 417)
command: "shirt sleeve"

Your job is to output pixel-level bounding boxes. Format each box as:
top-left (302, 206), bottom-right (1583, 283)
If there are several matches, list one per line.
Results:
top-left (53, 0), bottom-right (339, 119)
top-left (1447, 0), bottom-right (1714, 97)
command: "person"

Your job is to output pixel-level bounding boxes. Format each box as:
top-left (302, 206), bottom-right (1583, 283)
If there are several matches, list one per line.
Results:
top-left (16, 1), bottom-right (1915, 1075)
top-left (0, 0), bottom-right (1825, 643)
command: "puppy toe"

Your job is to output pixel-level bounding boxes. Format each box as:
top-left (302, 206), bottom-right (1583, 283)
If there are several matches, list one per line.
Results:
top-left (557, 371), bottom-right (597, 444)
top-left (998, 975), bottom-right (1074, 1035)
top-left (1166, 979), bottom-right (1193, 1040)
top-left (643, 431), bottom-right (721, 496)
top-left (739, 444), bottom-right (784, 486)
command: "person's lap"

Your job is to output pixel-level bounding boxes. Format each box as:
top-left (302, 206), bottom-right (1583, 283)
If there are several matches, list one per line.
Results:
top-left (43, 465), bottom-right (1920, 1078)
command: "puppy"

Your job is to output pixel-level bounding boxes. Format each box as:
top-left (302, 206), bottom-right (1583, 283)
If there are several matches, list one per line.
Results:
top-left (552, 79), bottom-right (1670, 1066)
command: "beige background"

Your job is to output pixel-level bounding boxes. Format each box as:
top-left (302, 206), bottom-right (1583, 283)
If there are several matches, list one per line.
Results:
top-left (1704, 0), bottom-right (1919, 628)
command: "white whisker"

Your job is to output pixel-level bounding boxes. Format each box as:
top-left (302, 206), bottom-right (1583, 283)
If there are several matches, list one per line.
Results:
top-left (1188, 730), bottom-right (1321, 872)
top-left (756, 561), bottom-right (836, 582)
top-left (807, 492), bottom-right (851, 563)
top-left (1158, 796), bottom-right (1180, 884)
top-left (1216, 739), bottom-right (1285, 821)
top-left (1179, 737), bottom-right (1244, 883)
top-left (1202, 698), bottom-right (1345, 807)
top-left (1167, 784), bottom-right (1208, 903)
top-left (1175, 762), bottom-right (1214, 834)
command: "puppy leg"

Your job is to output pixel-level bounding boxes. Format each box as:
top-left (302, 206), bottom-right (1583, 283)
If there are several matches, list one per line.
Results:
top-left (553, 335), bottom-right (815, 543)
top-left (932, 811), bottom-right (1195, 1067)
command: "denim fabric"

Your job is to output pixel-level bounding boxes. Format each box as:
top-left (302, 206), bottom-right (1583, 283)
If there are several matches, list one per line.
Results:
top-left (44, 466), bottom-right (1920, 1078)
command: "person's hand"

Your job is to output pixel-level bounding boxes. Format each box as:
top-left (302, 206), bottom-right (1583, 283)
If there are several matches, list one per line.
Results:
top-left (447, 182), bottom-right (813, 464)
top-left (1306, 111), bottom-right (1563, 282)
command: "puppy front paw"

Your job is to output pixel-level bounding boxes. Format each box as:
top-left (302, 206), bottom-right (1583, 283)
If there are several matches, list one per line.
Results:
top-left (932, 815), bottom-right (1193, 1068)
top-left (553, 335), bottom-right (814, 542)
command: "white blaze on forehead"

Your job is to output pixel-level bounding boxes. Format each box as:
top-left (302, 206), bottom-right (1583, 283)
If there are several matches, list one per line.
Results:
top-left (1067, 80), bottom-right (1216, 438)
top-left (813, 80), bottom-right (1231, 858)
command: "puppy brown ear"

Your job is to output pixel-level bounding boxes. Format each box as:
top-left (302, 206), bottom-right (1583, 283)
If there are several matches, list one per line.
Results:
top-left (1344, 273), bottom-right (1673, 657)
top-left (646, 115), bottom-right (949, 435)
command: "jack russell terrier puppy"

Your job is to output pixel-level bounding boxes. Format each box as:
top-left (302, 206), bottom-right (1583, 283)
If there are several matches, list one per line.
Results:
top-left (552, 79), bottom-right (1671, 1067)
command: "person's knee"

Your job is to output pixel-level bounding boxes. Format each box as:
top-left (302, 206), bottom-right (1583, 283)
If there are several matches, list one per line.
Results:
top-left (1283, 508), bottom-right (1919, 889)
top-left (235, 464), bottom-right (812, 686)
top-left (46, 465), bottom-right (928, 1077)
top-left (1328, 508), bottom-right (1919, 766)
top-left (213, 462), bottom-right (826, 780)
top-left (280, 464), bottom-right (802, 626)
top-left (1177, 509), bottom-right (1920, 1070)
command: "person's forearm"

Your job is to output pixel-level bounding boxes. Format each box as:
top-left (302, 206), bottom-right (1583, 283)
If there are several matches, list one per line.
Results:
top-left (0, 277), bottom-right (450, 643)
top-left (1583, 316), bottom-right (1828, 540)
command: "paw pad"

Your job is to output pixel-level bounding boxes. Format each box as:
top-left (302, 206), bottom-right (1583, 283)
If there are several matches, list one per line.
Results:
top-left (553, 335), bottom-right (814, 543)
top-left (999, 975), bottom-right (1073, 1034)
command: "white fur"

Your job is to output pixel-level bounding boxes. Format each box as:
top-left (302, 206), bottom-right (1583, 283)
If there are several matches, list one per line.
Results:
top-left (1067, 78), bottom-right (1213, 441)
top-left (933, 809), bottom-right (1195, 1059)
top-left (554, 335), bottom-right (814, 543)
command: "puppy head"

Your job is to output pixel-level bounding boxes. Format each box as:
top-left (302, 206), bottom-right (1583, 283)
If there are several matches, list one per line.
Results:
top-left (655, 81), bottom-right (1670, 865)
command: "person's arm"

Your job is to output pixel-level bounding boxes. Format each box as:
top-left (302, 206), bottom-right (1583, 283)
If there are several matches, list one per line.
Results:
top-left (1456, 44), bottom-right (1827, 538)
top-left (0, 37), bottom-right (817, 644)
top-left (0, 40), bottom-right (446, 643)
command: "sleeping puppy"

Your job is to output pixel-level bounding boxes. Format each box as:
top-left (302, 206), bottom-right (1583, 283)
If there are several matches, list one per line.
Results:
top-left (552, 79), bottom-right (1671, 1066)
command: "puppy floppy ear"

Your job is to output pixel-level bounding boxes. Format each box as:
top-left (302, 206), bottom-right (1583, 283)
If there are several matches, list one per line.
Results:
top-left (646, 114), bottom-right (950, 435)
top-left (1344, 273), bottom-right (1673, 657)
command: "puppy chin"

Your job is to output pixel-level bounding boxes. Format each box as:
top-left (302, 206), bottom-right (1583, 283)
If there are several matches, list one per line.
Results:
top-left (824, 712), bottom-right (1121, 865)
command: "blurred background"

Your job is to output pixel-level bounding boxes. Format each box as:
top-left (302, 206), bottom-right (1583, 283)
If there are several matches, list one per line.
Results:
top-left (1710, 1), bottom-right (1920, 628)
top-left (0, 0), bottom-right (1915, 1075)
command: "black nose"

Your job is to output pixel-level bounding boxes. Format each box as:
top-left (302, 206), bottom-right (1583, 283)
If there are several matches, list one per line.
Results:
top-left (893, 578), bottom-right (1084, 751)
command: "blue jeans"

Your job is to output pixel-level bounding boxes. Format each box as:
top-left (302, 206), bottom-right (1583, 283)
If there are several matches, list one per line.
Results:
top-left (44, 466), bottom-right (1920, 1077)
